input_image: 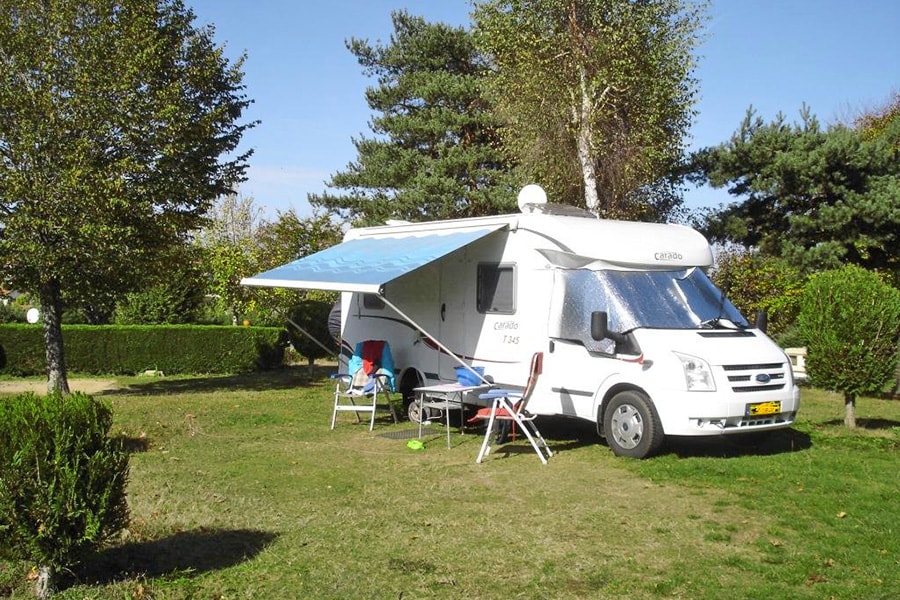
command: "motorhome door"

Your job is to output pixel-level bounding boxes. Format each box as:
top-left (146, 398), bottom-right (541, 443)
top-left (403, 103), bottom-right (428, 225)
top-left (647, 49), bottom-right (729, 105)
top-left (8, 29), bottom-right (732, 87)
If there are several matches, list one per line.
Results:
top-left (438, 251), bottom-right (468, 380)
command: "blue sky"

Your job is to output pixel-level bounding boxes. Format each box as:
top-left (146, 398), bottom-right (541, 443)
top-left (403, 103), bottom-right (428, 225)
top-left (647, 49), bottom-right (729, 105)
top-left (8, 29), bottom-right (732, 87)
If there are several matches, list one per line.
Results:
top-left (186, 0), bottom-right (899, 217)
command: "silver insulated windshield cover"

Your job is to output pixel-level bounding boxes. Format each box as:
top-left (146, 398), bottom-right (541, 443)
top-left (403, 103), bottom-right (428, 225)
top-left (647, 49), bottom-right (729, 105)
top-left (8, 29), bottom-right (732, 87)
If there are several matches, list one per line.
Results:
top-left (549, 267), bottom-right (749, 353)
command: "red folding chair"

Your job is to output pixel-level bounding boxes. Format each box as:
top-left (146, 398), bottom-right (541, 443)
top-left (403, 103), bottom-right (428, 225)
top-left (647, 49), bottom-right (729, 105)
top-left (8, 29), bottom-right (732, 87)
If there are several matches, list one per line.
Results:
top-left (467, 352), bottom-right (552, 464)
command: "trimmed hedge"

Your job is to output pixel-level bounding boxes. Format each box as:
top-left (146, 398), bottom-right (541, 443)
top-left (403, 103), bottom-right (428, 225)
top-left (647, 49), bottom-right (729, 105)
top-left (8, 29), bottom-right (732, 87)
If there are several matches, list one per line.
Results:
top-left (0, 324), bottom-right (286, 376)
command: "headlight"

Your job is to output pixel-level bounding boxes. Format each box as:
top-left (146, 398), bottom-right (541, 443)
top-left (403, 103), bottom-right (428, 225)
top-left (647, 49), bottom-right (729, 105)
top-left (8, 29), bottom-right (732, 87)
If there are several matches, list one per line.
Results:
top-left (674, 352), bottom-right (716, 391)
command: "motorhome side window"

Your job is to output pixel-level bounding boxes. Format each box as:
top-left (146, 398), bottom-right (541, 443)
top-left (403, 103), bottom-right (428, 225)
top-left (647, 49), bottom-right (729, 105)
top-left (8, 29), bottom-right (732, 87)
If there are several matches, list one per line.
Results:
top-left (477, 263), bottom-right (516, 314)
top-left (362, 294), bottom-right (385, 310)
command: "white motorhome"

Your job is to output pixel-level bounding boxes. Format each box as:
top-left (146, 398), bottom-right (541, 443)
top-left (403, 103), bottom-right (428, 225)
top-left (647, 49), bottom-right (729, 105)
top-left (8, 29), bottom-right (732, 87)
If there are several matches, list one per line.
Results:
top-left (243, 188), bottom-right (800, 458)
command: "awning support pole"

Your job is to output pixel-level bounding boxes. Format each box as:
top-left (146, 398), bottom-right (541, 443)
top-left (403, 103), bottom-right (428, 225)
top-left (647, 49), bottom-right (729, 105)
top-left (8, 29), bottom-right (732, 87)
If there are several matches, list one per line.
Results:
top-left (284, 315), bottom-right (337, 357)
top-left (379, 296), bottom-right (491, 385)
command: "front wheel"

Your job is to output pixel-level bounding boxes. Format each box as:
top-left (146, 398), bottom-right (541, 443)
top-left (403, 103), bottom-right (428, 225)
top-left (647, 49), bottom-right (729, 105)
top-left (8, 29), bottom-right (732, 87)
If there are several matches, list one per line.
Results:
top-left (399, 370), bottom-right (424, 422)
top-left (407, 401), bottom-right (429, 424)
top-left (602, 390), bottom-right (665, 458)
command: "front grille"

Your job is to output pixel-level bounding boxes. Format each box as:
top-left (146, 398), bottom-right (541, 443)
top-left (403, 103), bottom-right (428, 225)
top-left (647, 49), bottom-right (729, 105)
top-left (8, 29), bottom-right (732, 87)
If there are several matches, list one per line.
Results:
top-left (733, 383), bottom-right (785, 393)
top-left (740, 414), bottom-right (789, 427)
top-left (721, 362), bottom-right (788, 393)
top-left (722, 362), bottom-right (783, 371)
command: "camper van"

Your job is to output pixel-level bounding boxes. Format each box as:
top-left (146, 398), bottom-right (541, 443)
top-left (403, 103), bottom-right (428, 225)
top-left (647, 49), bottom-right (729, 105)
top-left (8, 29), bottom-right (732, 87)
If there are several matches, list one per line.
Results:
top-left (243, 187), bottom-right (800, 458)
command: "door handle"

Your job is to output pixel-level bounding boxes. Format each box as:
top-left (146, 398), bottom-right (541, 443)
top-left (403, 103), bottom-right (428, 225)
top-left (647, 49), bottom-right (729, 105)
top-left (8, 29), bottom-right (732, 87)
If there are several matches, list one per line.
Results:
top-left (441, 303), bottom-right (446, 322)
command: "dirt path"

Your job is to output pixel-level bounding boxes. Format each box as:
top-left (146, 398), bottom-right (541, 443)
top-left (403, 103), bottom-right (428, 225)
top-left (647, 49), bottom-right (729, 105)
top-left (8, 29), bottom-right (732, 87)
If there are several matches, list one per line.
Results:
top-left (0, 379), bottom-right (119, 395)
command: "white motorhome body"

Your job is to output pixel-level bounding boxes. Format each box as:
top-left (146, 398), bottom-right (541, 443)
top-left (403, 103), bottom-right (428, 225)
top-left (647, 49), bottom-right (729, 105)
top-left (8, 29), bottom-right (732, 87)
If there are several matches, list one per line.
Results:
top-left (243, 204), bottom-right (800, 457)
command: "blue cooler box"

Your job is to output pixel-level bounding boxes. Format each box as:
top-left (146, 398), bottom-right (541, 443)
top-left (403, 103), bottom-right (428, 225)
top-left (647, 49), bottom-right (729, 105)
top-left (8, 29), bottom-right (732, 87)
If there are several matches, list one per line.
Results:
top-left (455, 366), bottom-right (485, 386)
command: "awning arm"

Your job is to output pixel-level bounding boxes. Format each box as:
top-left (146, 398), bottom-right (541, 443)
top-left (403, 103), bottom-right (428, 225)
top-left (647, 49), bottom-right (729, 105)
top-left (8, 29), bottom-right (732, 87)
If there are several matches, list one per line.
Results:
top-left (379, 296), bottom-right (491, 385)
top-left (284, 314), bottom-right (337, 358)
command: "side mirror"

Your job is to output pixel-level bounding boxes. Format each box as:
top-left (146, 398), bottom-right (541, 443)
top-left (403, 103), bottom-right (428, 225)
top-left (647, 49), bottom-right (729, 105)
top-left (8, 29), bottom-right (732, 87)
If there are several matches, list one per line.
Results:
top-left (591, 311), bottom-right (626, 343)
top-left (591, 311), bottom-right (609, 341)
top-left (755, 310), bottom-right (768, 333)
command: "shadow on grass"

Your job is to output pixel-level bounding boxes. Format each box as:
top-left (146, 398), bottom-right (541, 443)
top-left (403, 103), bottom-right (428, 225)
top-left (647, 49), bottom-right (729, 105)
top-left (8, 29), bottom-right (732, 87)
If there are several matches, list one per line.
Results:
top-left (821, 417), bottom-right (900, 429)
top-left (661, 427), bottom-right (813, 459)
top-left (537, 415), bottom-right (601, 453)
top-left (101, 365), bottom-right (334, 396)
top-left (474, 415), bottom-right (600, 458)
top-left (111, 434), bottom-right (152, 454)
top-left (71, 527), bottom-right (278, 587)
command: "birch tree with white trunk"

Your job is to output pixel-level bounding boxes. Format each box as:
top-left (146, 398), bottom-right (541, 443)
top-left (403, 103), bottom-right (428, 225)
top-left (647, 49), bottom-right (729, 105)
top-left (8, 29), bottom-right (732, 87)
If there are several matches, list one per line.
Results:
top-left (473, 0), bottom-right (706, 220)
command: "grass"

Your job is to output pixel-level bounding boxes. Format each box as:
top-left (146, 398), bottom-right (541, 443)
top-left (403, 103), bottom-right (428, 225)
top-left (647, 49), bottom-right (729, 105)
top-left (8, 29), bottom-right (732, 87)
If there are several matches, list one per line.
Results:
top-left (1, 369), bottom-right (898, 599)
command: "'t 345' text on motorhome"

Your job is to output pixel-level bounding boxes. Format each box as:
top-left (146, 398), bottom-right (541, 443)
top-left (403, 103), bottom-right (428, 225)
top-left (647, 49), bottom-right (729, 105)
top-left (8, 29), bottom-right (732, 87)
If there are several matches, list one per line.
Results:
top-left (243, 188), bottom-right (800, 458)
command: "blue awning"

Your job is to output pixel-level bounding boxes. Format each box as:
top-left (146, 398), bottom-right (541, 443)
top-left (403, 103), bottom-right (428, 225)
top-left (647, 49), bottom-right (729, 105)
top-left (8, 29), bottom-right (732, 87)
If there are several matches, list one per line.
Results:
top-left (241, 225), bottom-right (506, 294)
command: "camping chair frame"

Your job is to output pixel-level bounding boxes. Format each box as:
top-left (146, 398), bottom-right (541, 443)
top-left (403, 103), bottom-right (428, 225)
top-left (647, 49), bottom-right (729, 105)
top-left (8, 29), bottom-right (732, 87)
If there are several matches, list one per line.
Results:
top-left (331, 371), bottom-right (397, 431)
top-left (471, 352), bottom-right (552, 464)
top-left (331, 340), bottom-right (399, 431)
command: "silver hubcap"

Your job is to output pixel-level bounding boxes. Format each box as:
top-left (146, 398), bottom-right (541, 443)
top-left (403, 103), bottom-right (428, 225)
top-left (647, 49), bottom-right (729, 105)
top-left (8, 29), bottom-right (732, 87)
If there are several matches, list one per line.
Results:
top-left (610, 403), bottom-right (644, 450)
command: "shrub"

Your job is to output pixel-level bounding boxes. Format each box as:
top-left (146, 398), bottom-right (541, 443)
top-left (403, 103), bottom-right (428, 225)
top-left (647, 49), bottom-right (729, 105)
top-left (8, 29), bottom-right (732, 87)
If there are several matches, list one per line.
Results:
top-left (285, 300), bottom-right (337, 368)
top-left (0, 393), bottom-right (129, 597)
top-left (711, 248), bottom-right (806, 340)
top-left (0, 302), bottom-right (25, 324)
top-left (798, 265), bottom-right (900, 427)
top-left (775, 324), bottom-right (806, 349)
top-left (113, 266), bottom-right (206, 326)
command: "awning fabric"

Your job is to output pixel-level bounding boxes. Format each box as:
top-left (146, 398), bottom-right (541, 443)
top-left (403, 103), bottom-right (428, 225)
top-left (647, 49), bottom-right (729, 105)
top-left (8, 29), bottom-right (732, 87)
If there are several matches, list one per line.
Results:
top-left (241, 225), bottom-right (505, 294)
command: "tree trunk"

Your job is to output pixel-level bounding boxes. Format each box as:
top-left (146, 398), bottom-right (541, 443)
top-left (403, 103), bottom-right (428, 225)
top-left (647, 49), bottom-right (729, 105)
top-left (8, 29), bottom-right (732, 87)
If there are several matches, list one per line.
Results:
top-left (843, 392), bottom-right (856, 429)
top-left (39, 278), bottom-right (70, 395)
top-left (575, 66), bottom-right (600, 215)
top-left (35, 564), bottom-right (55, 600)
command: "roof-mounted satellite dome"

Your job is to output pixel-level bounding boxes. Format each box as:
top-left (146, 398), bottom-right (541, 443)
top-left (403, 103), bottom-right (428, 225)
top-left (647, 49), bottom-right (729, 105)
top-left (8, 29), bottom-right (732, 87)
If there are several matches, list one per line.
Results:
top-left (517, 184), bottom-right (547, 213)
top-left (517, 184), bottom-right (595, 218)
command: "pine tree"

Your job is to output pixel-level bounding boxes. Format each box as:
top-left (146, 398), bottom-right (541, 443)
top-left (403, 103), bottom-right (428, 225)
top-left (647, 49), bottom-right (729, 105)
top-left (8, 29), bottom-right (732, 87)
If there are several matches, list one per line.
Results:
top-left (309, 11), bottom-right (518, 225)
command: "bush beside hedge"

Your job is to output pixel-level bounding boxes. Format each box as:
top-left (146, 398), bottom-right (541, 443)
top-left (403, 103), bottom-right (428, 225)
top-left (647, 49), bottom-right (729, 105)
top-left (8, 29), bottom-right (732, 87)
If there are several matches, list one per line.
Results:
top-left (0, 324), bottom-right (286, 376)
top-left (0, 392), bottom-right (130, 596)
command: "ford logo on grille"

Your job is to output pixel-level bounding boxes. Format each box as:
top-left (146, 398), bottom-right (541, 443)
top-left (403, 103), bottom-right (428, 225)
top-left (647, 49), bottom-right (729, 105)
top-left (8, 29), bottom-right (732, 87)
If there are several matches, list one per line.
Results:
top-left (755, 373), bottom-right (771, 383)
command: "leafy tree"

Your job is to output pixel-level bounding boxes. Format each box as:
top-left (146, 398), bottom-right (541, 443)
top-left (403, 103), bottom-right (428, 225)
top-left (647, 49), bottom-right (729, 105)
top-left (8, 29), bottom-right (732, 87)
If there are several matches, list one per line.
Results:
top-left (0, 393), bottom-right (129, 598)
top-left (113, 244), bottom-right (207, 325)
top-left (199, 194), bottom-right (263, 325)
top-left (691, 105), bottom-right (900, 277)
top-left (0, 0), bottom-right (255, 393)
top-left (710, 246), bottom-right (806, 342)
top-left (310, 10), bottom-right (518, 225)
top-left (206, 239), bottom-right (257, 326)
top-left (197, 192), bottom-right (262, 247)
top-left (855, 91), bottom-right (899, 141)
top-left (472, 0), bottom-right (706, 220)
top-left (798, 265), bottom-right (900, 428)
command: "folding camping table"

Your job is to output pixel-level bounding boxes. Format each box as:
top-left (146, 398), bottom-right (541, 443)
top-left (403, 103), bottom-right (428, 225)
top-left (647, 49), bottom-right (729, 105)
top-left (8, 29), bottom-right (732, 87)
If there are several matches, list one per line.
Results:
top-left (414, 383), bottom-right (491, 448)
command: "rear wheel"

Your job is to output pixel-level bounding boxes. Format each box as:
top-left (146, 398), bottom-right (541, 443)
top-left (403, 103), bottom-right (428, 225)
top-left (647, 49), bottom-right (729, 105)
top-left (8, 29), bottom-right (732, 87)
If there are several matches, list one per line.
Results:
top-left (602, 390), bottom-right (664, 458)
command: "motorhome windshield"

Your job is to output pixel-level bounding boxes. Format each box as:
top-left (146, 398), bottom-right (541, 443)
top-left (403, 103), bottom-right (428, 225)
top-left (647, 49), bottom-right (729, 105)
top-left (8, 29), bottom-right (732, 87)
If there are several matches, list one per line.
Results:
top-left (550, 268), bottom-right (749, 353)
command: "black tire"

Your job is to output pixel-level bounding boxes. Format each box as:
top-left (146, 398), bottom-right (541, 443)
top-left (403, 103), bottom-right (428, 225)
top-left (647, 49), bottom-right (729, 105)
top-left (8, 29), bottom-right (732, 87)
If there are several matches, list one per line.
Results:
top-left (399, 370), bottom-right (424, 422)
top-left (602, 390), bottom-right (665, 458)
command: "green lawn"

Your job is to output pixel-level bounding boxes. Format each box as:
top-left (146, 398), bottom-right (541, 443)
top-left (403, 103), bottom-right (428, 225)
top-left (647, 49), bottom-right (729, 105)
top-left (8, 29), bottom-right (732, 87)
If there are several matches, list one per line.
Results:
top-left (1, 369), bottom-right (898, 599)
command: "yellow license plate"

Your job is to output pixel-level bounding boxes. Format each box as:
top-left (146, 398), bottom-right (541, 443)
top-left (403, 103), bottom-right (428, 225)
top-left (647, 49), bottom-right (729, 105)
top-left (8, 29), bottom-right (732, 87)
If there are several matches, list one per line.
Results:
top-left (746, 401), bottom-right (781, 416)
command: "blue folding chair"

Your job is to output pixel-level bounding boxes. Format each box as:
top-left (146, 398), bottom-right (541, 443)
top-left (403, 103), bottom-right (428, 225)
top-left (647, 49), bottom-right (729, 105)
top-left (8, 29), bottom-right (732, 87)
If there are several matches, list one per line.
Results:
top-left (331, 340), bottom-right (398, 431)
